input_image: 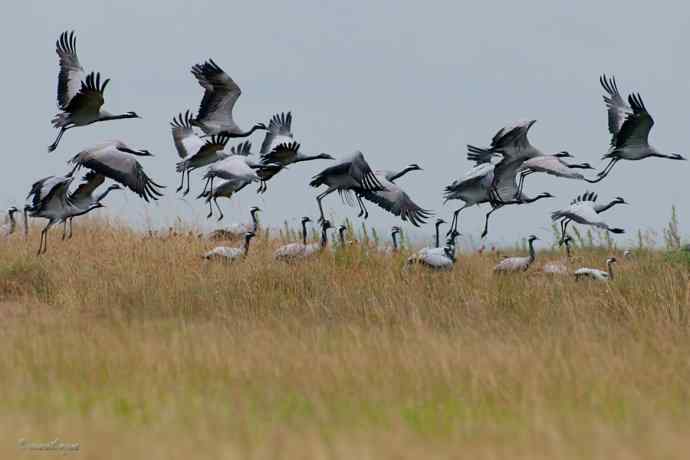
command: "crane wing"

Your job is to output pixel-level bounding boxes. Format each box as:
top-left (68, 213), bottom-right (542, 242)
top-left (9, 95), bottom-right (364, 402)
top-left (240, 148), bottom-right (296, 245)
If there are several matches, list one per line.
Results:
top-left (62, 72), bottom-right (108, 116)
top-left (192, 59), bottom-right (241, 129)
top-left (599, 74), bottom-right (631, 145)
top-left (359, 177), bottom-right (432, 227)
top-left (72, 148), bottom-right (164, 202)
top-left (56, 31), bottom-right (85, 109)
top-left (615, 93), bottom-right (654, 148)
top-left (260, 112), bottom-right (293, 155)
top-left (68, 171), bottom-right (106, 202)
top-left (171, 111), bottom-right (205, 159)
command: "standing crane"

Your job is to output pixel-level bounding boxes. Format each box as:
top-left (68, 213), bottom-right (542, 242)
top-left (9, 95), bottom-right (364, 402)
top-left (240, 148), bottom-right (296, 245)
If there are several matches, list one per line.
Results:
top-left (203, 232), bottom-right (256, 262)
top-left (575, 257), bottom-right (617, 281)
top-left (0, 207), bottom-right (19, 238)
top-left (494, 235), bottom-right (539, 273)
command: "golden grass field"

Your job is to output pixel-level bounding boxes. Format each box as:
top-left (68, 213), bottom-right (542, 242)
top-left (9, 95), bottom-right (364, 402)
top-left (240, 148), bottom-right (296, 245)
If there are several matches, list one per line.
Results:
top-left (1, 219), bottom-right (689, 459)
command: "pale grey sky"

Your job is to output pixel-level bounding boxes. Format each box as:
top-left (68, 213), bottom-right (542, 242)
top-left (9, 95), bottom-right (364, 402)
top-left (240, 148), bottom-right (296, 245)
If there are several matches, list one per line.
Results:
top-left (2, 0), bottom-right (688, 245)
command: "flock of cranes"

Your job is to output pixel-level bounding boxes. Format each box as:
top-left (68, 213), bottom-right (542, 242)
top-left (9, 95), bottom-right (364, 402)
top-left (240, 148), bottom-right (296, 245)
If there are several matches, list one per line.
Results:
top-left (7, 31), bottom-right (686, 279)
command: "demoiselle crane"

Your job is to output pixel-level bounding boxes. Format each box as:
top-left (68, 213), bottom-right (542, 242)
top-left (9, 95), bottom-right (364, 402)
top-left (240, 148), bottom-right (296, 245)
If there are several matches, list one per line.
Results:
top-left (309, 151), bottom-right (384, 223)
top-left (575, 257), bottom-right (617, 281)
top-left (434, 218), bottom-right (446, 248)
top-left (515, 153), bottom-right (596, 196)
top-left (203, 231), bottom-right (256, 261)
top-left (494, 235), bottom-right (539, 273)
top-left (406, 229), bottom-right (460, 271)
top-left (199, 141), bottom-right (281, 214)
top-left (353, 164), bottom-right (432, 226)
top-left (24, 175), bottom-right (106, 254)
top-left (542, 235), bottom-right (573, 275)
top-left (69, 141), bottom-right (164, 202)
top-left (190, 59), bottom-right (267, 138)
top-left (200, 179), bottom-right (252, 222)
top-left (445, 141), bottom-right (554, 238)
top-left (591, 75), bottom-right (686, 182)
top-left (274, 216), bottom-right (311, 261)
top-left (260, 112), bottom-right (294, 155)
top-left (208, 207), bottom-right (261, 240)
top-left (258, 141), bottom-right (334, 192)
top-left (303, 219), bottom-right (333, 257)
top-left (171, 111), bottom-right (230, 195)
top-left (0, 207), bottom-right (19, 238)
top-left (49, 31), bottom-right (140, 152)
top-left (62, 171), bottom-right (122, 239)
top-left (551, 192), bottom-right (626, 242)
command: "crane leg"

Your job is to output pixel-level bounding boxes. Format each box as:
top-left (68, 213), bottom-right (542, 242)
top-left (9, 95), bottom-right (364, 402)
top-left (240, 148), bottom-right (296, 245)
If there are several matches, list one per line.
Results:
top-left (23, 207), bottom-right (30, 240)
top-left (48, 127), bottom-right (68, 153)
top-left (207, 195), bottom-right (214, 219)
top-left (176, 171), bottom-right (185, 193)
top-left (68, 218), bottom-right (73, 239)
top-left (516, 170), bottom-right (533, 200)
top-left (198, 177), bottom-right (212, 199)
top-left (355, 194), bottom-right (369, 219)
top-left (481, 205), bottom-right (502, 239)
top-left (596, 158), bottom-right (618, 179)
top-left (215, 198), bottom-right (224, 221)
top-left (183, 170), bottom-right (192, 196)
top-left (38, 222), bottom-right (54, 255)
top-left (316, 188), bottom-right (335, 223)
top-left (448, 204), bottom-right (469, 236)
top-left (61, 221), bottom-right (68, 240)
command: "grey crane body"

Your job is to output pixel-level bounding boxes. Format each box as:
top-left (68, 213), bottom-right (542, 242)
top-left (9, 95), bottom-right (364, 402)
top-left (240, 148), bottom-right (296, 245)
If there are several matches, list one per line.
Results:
top-left (543, 235), bottom-right (572, 275)
top-left (200, 179), bottom-right (252, 222)
top-left (171, 111), bottom-right (230, 195)
top-left (190, 59), bottom-right (267, 138)
top-left (310, 151), bottom-right (384, 223)
top-left (494, 235), bottom-right (539, 273)
top-left (69, 140), bottom-right (164, 202)
top-left (208, 207), bottom-right (260, 240)
top-left (274, 217), bottom-right (312, 261)
top-left (552, 192), bottom-right (627, 242)
top-left (1, 207), bottom-right (19, 238)
top-left (407, 229), bottom-right (460, 270)
top-left (445, 142), bottom-right (553, 238)
top-left (24, 175), bottom-right (107, 254)
top-left (62, 172), bottom-right (122, 239)
top-left (354, 164), bottom-right (431, 226)
top-left (49, 31), bottom-right (140, 152)
top-left (198, 141), bottom-right (281, 214)
top-left (204, 231), bottom-right (255, 261)
top-left (591, 75), bottom-right (686, 182)
top-left (575, 257), bottom-right (617, 281)
top-left (516, 153), bottom-right (596, 196)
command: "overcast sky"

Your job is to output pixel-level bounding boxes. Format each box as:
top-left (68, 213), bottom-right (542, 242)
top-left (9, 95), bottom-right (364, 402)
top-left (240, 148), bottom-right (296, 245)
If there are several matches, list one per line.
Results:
top-left (2, 0), bottom-right (688, 245)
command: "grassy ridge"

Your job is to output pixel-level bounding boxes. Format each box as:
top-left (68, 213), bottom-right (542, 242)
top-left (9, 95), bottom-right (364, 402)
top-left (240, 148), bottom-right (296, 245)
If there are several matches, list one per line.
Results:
top-left (0, 220), bottom-right (688, 459)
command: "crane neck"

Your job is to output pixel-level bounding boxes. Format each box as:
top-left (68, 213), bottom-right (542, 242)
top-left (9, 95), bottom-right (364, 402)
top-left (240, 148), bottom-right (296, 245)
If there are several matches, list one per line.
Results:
top-left (96, 186), bottom-right (119, 203)
top-left (392, 232), bottom-right (398, 251)
top-left (243, 235), bottom-right (253, 256)
top-left (528, 239), bottom-right (536, 263)
top-left (301, 221), bottom-right (309, 246)
top-left (338, 228), bottom-right (346, 246)
top-left (387, 166), bottom-right (416, 182)
top-left (564, 240), bottom-right (571, 259)
top-left (596, 200), bottom-right (620, 214)
top-left (607, 261), bottom-right (615, 280)
top-left (98, 111), bottom-right (138, 122)
top-left (250, 211), bottom-right (260, 232)
top-left (320, 225), bottom-right (329, 248)
top-left (435, 223), bottom-right (442, 248)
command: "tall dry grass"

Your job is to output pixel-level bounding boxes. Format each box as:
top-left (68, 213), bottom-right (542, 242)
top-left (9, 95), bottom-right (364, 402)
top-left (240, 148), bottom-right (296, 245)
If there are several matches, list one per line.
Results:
top-left (0, 219), bottom-right (688, 459)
